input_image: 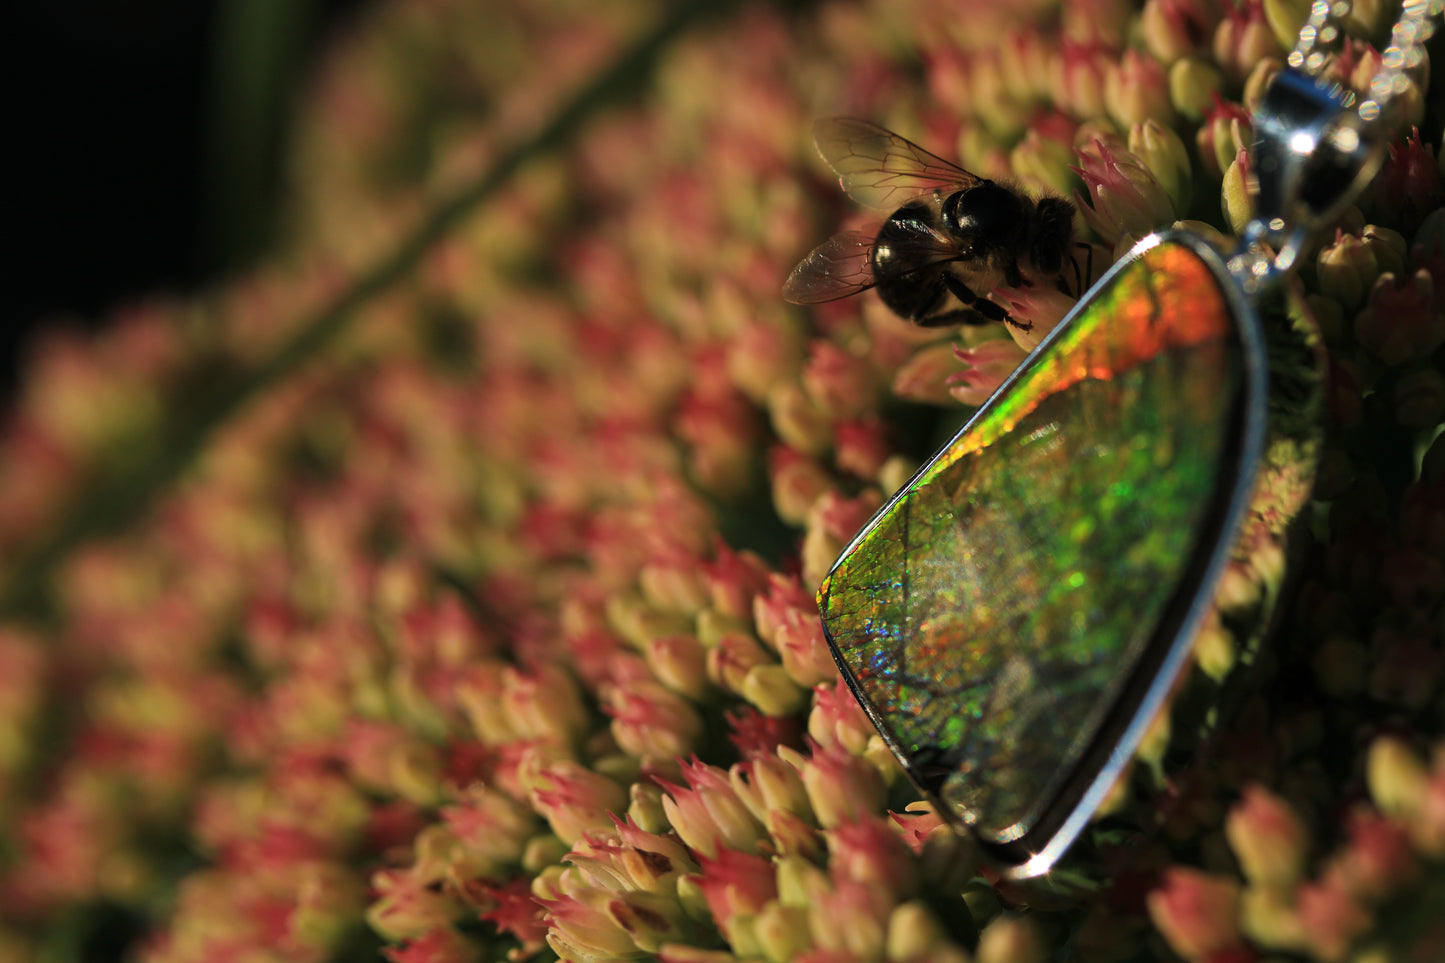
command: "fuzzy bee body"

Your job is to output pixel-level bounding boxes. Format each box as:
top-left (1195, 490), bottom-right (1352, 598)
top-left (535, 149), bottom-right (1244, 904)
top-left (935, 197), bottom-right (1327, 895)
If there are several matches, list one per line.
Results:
top-left (784, 119), bottom-right (1076, 329)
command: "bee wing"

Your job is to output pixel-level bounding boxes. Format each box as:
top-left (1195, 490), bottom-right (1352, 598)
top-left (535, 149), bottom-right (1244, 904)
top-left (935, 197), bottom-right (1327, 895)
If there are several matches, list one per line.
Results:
top-left (782, 230), bottom-right (877, 304)
top-left (814, 117), bottom-right (981, 211)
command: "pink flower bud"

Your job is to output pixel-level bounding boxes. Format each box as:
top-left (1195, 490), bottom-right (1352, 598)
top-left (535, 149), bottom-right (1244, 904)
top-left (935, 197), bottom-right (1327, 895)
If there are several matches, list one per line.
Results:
top-left (1367, 736), bottom-right (1430, 821)
top-left (802, 491), bottom-right (880, 587)
top-left (768, 446), bottom-right (833, 527)
top-left (706, 631), bottom-right (771, 697)
top-left (530, 762), bottom-right (628, 846)
top-left (809, 679), bottom-right (876, 756)
top-left (643, 635), bottom-right (710, 701)
top-left (826, 818), bottom-right (916, 901)
top-left (803, 341), bottom-right (877, 421)
top-left (1296, 871), bottom-right (1372, 962)
top-left (892, 341), bottom-right (968, 406)
top-left (442, 786), bottom-right (537, 869)
top-left (730, 751), bottom-right (812, 825)
top-left (545, 886), bottom-right (683, 960)
top-left (1073, 138), bottom-right (1175, 245)
top-left (801, 743), bottom-right (887, 828)
top-left (768, 380), bottom-right (832, 456)
top-left (1213, 0), bottom-right (1282, 84)
top-left (1141, 0), bottom-right (1218, 63)
top-left (1052, 41), bottom-right (1111, 119)
top-left (808, 877), bottom-right (892, 961)
top-left (1195, 97), bottom-right (1251, 181)
top-left (740, 663), bottom-right (808, 717)
top-left (1225, 785), bottom-right (1309, 887)
top-left (1129, 120), bottom-right (1192, 213)
top-left (703, 543), bottom-right (772, 622)
top-left (1145, 867), bottom-right (1243, 960)
top-left (1336, 808), bottom-right (1418, 900)
top-left (947, 339), bottom-right (1028, 407)
top-left (605, 681), bottom-right (704, 764)
top-left (1105, 51), bottom-right (1177, 128)
top-left (1221, 148), bottom-right (1254, 234)
top-left (1355, 269), bottom-right (1445, 365)
top-left (1317, 232), bottom-right (1381, 314)
top-left (693, 848), bottom-right (777, 942)
top-left (659, 759), bottom-right (767, 859)
top-left (834, 417), bottom-right (891, 480)
top-left (368, 867), bottom-right (465, 942)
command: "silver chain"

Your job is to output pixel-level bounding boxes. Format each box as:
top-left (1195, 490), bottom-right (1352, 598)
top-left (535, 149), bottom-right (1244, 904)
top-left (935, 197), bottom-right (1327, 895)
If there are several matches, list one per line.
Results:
top-left (1288, 0), bottom-right (1445, 123)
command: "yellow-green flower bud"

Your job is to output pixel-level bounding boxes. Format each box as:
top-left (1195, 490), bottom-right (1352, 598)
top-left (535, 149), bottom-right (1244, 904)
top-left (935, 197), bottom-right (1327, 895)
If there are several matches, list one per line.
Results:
top-left (1225, 785), bottom-right (1310, 887)
top-left (1105, 51), bottom-right (1177, 128)
top-left (1221, 149), bottom-right (1254, 234)
top-left (1129, 120), bottom-right (1192, 213)
top-left (1367, 736), bottom-right (1430, 821)
top-left (1260, 0), bottom-right (1309, 58)
top-left (1168, 56), bottom-right (1226, 121)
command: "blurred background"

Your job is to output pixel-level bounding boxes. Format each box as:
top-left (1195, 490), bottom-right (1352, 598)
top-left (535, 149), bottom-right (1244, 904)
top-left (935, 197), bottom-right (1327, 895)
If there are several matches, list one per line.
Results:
top-left (3, 0), bottom-right (373, 396)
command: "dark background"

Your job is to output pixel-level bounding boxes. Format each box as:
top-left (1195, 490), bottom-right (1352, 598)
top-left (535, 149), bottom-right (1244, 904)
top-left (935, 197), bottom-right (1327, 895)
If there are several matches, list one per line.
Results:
top-left (2, 0), bottom-right (373, 396)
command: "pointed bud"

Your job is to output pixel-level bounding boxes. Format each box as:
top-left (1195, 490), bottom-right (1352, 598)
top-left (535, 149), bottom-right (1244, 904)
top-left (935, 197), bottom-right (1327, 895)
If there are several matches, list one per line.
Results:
top-left (807, 878), bottom-right (891, 961)
top-left (1073, 138), bottom-right (1175, 245)
top-left (1296, 873), bottom-right (1373, 963)
top-left (886, 901), bottom-right (971, 963)
top-left (802, 341), bottom-right (877, 421)
top-left (976, 916), bottom-right (1049, 963)
top-left (808, 679), bottom-right (876, 756)
top-left (1052, 41), bottom-right (1111, 120)
top-left (1145, 868), bottom-right (1243, 960)
top-left (1221, 148), bottom-right (1254, 234)
top-left (740, 663), bottom-right (808, 717)
top-left (768, 447), bottom-right (832, 527)
top-left (659, 759), bottom-right (767, 858)
top-left (1214, 0), bottom-right (1284, 84)
top-left (1355, 269), bottom-right (1445, 365)
top-left (1168, 56), bottom-right (1226, 121)
top-left (802, 491), bottom-right (880, 588)
top-left (767, 380), bottom-right (831, 456)
top-left (801, 743), bottom-right (887, 828)
top-left (605, 681), bottom-right (704, 764)
top-left (1317, 232), bottom-right (1381, 314)
top-left (1129, 120), bottom-right (1192, 213)
top-left (643, 635), bottom-right (710, 701)
top-left (1367, 736), bottom-right (1430, 821)
top-left (893, 342), bottom-right (968, 406)
top-left (1225, 785), bottom-right (1309, 887)
top-left (945, 339), bottom-right (1028, 407)
top-left (826, 817), bottom-right (917, 901)
top-left (1195, 96), bottom-right (1251, 181)
top-left (530, 763), bottom-right (629, 846)
top-left (753, 900), bottom-right (813, 963)
top-left (1105, 51), bottom-right (1177, 128)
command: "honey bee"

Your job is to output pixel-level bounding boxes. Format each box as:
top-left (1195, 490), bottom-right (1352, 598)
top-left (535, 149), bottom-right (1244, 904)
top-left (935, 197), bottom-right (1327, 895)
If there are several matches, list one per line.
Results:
top-left (783, 118), bottom-right (1078, 329)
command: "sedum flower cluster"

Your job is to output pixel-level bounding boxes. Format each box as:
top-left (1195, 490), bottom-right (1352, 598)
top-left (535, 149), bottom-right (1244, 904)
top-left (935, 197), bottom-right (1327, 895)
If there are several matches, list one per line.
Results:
top-left (1, 0), bottom-right (1444, 961)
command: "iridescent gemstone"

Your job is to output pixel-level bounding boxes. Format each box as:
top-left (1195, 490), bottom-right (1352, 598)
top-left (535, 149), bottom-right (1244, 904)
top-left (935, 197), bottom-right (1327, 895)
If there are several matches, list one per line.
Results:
top-left (816, 234), bottom-right (1266, 873)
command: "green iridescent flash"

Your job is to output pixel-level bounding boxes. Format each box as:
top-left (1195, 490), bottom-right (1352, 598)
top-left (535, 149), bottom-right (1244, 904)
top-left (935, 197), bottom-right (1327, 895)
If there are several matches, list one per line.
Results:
top-left (817, 236), bottom-right (1261, 861)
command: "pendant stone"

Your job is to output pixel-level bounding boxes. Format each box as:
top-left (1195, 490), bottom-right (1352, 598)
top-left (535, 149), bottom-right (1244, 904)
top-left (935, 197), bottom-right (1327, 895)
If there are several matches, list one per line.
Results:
top-left (817, 237), bottom-right (1255, 851)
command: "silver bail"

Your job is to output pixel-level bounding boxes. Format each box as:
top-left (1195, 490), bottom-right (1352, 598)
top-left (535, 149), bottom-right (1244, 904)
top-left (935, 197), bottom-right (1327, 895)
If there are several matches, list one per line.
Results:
top-left (1234, 68), bottom-right (1386, 288)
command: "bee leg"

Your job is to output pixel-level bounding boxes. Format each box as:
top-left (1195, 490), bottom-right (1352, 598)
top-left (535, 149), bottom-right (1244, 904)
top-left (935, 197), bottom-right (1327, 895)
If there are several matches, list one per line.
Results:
top-left (920, 275), bottom-right (1026, 331)
top-left (1001, 261), bottom-right (1025, 288)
